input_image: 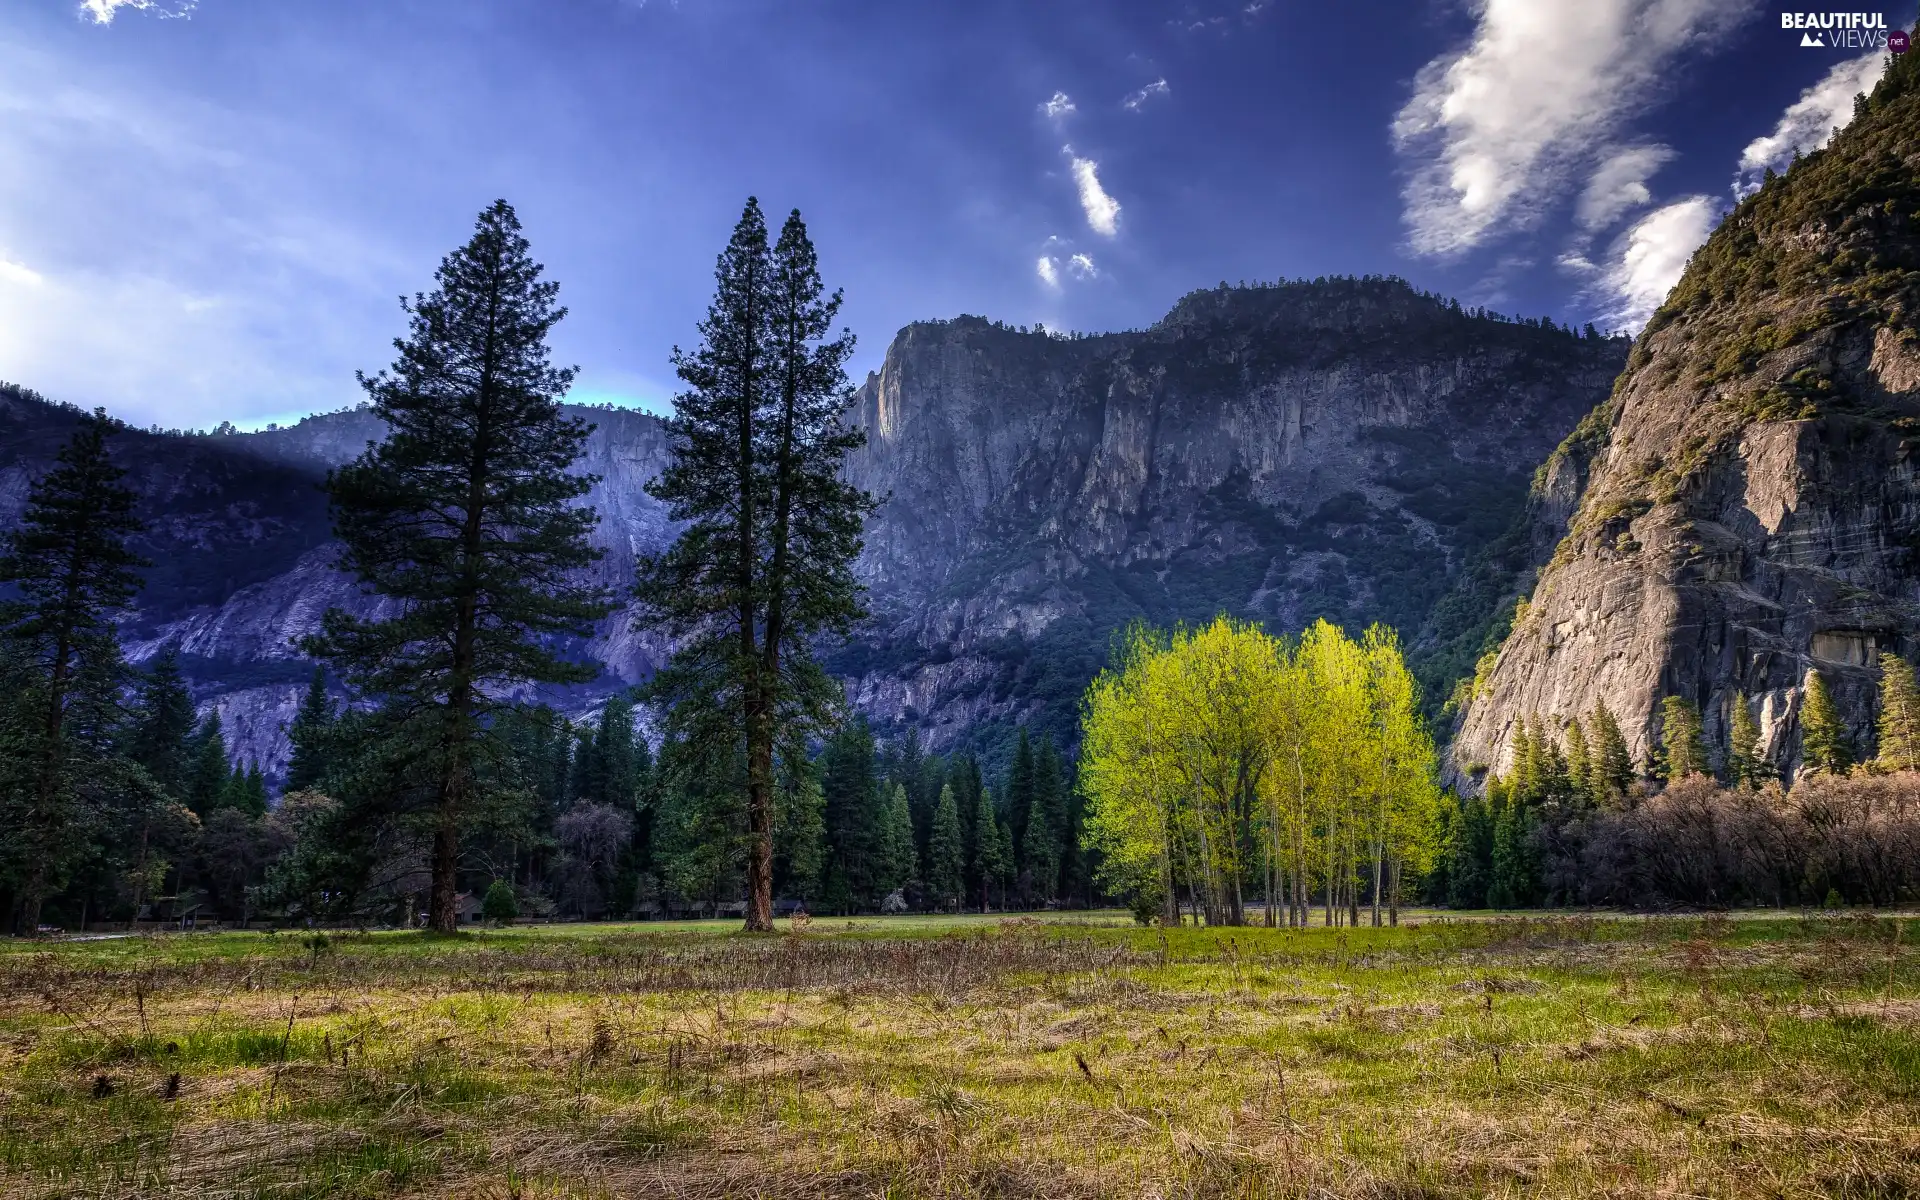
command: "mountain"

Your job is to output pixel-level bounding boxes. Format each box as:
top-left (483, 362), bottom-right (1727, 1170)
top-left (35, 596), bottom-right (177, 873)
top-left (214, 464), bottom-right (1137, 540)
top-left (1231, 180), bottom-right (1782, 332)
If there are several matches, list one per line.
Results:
top-left (1450, 50), bottom-right (1920, 784)
top-left (0, 386), bottom-right (679, 777)
top-left (0, 276), bottom-right (1629, 781)
top-left (838, 278), bottom-right (1627, 756)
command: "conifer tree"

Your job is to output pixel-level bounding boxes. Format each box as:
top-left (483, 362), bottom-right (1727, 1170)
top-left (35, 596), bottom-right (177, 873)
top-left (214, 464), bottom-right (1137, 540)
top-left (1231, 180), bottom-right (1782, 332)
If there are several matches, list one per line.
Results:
top-left (594, 698), bottom-right (638, 809)
top-left (969, 780), bottom-right (1004, 910)
top-left (819, 718), bottom-right (881, 912)
top-left (186, 712), bottom-right (231, 815)
top-left (1588, 704), bottom-right (1634, 806)
top-left (220, 761), bottom-right (267, 817)
top-left (0, 411), bottom-right (147, 930)
top-left (285, 667), bottom-right (334, 793)
top-left (1487, 797), bottom-right (1538, 908)
top-left (1446, 794), bottom-right (1493, 909)
top-left (1025, 738), bottom-right (1066, 901)
top-left (1564, 717), bottom-right (1591, 805)
top-left (1005, 730), bottom-right (1036, 877)
top-left (1876, 653), bottom-right (1920, 772)
top-left (772, 754), bottom-right (824, 902)
top-left (1801, 669), bottom-right (1853, 776)
top-left (1506, 721), bottom-right (1535, 802)
top-left (1726, 695), bottom-right (1767, 788)
top-left (636, 199), bottom-right (875, 931)
top-left (878, 782), bottom-right (915, 895)
top-left (927, 782), bottom-right (964, 909)
top-left (301, 200), bottom-right (611, 933)
top-left (1656, 696), bottom-right (1709, 780)
top-left (992, 806), bottom-right (1016, 908)
top-left (131, 648), bottom-right (196, 799)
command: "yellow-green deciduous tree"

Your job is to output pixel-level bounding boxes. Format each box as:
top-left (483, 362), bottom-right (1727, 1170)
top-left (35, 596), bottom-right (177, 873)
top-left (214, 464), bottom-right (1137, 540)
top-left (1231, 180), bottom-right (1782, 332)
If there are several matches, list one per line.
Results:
top-left (1079, 616), bottom-right (1442, 927)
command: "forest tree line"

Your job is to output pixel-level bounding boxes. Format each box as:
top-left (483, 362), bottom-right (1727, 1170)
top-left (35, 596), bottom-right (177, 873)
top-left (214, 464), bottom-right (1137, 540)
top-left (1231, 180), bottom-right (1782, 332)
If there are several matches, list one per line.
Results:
top-left (0, 197), bottom-right (1096, 933)
top-left (8, 194), bottom-right (1920, 933)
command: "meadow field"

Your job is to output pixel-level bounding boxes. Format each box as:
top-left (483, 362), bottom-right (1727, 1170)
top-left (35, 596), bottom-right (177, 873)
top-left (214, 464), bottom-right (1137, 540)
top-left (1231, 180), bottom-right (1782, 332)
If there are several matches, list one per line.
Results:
top-left (1, 911), bottom-right (1916, 1199)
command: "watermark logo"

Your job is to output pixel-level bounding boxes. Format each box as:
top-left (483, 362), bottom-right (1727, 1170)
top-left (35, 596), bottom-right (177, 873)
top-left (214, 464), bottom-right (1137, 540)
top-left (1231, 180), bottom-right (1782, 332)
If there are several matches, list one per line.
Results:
top-left (1892, 29), bottom-right (1911, 52)
top-left (1782, 11), bottom-right (1890, 48)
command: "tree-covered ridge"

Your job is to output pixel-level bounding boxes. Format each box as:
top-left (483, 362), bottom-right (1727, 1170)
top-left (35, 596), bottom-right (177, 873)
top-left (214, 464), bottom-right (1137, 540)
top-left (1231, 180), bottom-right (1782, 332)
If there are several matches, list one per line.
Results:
top-left (1575, 43), bottom-right (1920, 531)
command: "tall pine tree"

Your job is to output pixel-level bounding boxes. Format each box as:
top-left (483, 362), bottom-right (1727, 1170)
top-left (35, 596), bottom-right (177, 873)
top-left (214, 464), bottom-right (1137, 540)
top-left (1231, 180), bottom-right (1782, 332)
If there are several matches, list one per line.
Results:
top-left (927, 782), bottom-right (964, 909)
top-left (130, 647), bottom-right (196, 800)
top-left (1588, 704), bottom-right (1634, 806)
top-left (1727, 694), bottom-right (1768, 788)
top-left (636, 199), bottom-right (875, 931)
top-left (969, 780), bottom-right (1004, 911)
top-left (1876, 653), bottom-right (1920, 772)
top-left (1656, 696), bottom-right (1709, 781)
top-left (878, 782), bottom-right (916, 896)
top-left (0, 412), bottom-right (147, 930)
top-left (186, 712), bottom-right (231, 816)
top-left (1801, 669), bottom-right (1853, 776)
top-left (285, 667), bottom-right (334, 793)
top-left (301, 200), bottom-right (611, 933)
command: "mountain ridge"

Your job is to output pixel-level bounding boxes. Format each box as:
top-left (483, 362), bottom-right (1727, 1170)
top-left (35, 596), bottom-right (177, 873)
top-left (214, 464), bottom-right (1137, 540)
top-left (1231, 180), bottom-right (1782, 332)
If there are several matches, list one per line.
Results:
top-left (2, 276), bottom-right (1630, 779)
top-left (1450, 47), bottom-right (1920, 783)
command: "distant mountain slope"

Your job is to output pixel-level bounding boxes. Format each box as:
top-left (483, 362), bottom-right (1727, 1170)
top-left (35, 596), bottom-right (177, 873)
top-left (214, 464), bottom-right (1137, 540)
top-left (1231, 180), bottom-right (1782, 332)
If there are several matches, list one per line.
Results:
top-left (1, 277), bottom-right (1629, 780)
top-left (1451, 49), bottom-right (1920, 783)
top-left (840, 279), bottom-right (1628, 756)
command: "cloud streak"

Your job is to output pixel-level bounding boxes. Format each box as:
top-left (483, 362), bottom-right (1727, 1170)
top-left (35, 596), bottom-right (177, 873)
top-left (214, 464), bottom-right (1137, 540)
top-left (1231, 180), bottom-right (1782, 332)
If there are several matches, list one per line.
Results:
top-left (1598, 194), bottom-right (1720, 328)
top-left (1040, 91), bottom-right (1076, 123)
top-left (1394, 0), bottom-right (1750, 257)
top-left (1065, 149), bottom-right (1121, 237)
top-left (1122, 78), bottom-right (1169, 111)
top-left (1575, 144), bottom-right (1673, 232)
top-left (79, 0), bottom-right (196, 25)
top-left (1734, 52), bottom-right (1887, 198)
top-left (1035, 254), bottom-right (1060, 287)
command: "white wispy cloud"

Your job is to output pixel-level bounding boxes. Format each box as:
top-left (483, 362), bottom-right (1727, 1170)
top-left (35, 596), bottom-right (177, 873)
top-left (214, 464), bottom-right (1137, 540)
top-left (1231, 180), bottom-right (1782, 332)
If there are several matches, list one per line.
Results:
top-left (1575, 144), bottom-right (1673, 231)
top-left (0, 257), bottom-right (45, 287)
top-left (1598, 195), bottom-right (1720, 328)
top-left (1068, 252), bottom-right (1097, 279)
top-left (78, 0), bottom-right (196, 25)
top-left (1733, 52), bottom-right (1887, 198)
top-left (1122, 78), bottom-right (1170, 111)
top-left (1040, 91), bottom-right (1076, 123)
top-left (1580, 43), bottom-right (1890, 327)
top-left (1064, 148), bottom-right (1121, 237)
top-left (1036, 255), bottom-right (1060, 288)
top-left (1393, 0), bottom-right (1750, 257)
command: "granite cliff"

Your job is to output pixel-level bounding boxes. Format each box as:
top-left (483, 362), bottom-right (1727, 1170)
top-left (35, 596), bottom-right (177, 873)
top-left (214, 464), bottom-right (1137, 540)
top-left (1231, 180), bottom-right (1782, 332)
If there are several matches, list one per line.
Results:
top-left (1450, 49), bottom-right (1920, 784)
top-left (838, 279), bottom-right (1627, 755)
top-left (2, 277), bottom-right (1628, 780)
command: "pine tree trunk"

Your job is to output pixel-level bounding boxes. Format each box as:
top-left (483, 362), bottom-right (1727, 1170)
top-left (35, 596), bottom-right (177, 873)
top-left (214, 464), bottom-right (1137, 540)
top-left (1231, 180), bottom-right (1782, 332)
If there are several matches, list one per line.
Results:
top-left (742, 698), bottom-right (775, 932)
top-left (429, 789), bottom-right (460, 933)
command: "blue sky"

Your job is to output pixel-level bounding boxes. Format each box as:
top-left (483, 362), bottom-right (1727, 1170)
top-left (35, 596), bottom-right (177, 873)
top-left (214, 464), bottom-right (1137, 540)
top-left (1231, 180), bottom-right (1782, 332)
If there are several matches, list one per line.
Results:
top-left (0, 0), bottom-right (1910, 430)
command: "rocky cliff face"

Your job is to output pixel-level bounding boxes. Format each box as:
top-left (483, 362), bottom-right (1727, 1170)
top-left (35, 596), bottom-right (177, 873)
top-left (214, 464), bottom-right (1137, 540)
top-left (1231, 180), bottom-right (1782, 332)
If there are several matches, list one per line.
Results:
top-left (1451, 51), bottom-right (1920, 784)
top-left (3, 277), bottom-right (1629, 781)
top-left (839, 279), bottom-right (1627, 754)
top-left (0, 388), bottom-right (679, 779)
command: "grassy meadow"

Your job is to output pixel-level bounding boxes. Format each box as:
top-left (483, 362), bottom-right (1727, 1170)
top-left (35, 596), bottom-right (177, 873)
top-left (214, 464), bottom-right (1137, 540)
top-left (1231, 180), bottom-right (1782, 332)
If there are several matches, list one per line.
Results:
top-left (2, 911), bottom-right (1917, 1198)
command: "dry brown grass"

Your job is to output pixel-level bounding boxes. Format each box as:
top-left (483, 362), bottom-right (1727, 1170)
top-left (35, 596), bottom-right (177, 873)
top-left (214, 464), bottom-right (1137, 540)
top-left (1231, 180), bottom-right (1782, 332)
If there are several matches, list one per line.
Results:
top-left (1, 913), bottom-right (1916, 1198)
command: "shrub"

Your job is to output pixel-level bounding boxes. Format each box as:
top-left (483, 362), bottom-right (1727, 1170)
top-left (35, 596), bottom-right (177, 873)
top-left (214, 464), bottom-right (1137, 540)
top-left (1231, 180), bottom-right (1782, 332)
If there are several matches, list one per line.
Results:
top-left (481, 879), bottom-right (519, 924)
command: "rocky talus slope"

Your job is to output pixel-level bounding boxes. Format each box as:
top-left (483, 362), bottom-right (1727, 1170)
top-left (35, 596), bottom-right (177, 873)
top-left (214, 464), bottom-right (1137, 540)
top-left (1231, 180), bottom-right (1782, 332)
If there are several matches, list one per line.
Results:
top-left (1451, 48), bottom-right (1920, 783)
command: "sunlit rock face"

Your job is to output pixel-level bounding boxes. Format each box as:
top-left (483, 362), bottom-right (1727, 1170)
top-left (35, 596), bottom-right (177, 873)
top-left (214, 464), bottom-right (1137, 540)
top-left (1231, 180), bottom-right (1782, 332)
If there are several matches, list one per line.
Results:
top-left (1451, 59), bottom-right (1920, 785)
